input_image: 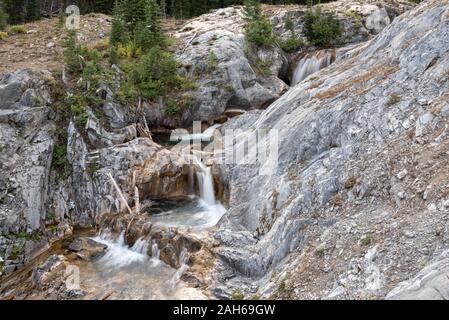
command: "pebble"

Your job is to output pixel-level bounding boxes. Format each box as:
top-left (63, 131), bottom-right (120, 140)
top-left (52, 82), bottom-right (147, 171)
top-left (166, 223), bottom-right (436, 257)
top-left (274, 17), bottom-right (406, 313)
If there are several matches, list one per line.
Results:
top-left (397, 169), bottom-right (408, 180)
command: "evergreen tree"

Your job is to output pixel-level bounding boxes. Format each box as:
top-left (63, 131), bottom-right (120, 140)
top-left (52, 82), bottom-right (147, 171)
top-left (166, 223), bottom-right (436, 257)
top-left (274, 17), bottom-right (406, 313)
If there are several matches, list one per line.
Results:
top-left (3, 0), bottom-right (25, 25)
top-left (93, 0), bottom-right (115, 14)
top-left (243, 0), bottom-right (274, 46)
top-left (0, 6), bottom-right (8, 31)
top-left (25, 0), bottom-right (41, 22)
top-left (112, 0), bottom-right (165, 51)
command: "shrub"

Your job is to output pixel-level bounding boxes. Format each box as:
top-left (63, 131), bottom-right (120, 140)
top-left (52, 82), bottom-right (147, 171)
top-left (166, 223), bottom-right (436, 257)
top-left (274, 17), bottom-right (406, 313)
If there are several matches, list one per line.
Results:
top-left (206, 51), bottom-right (218, 72)
top-left (9, 24), bottom-right (26, 34)
top-left (231, 290), bottom-right (244, 300)
top-left (110, 15), bottom-right (125, 46)
top-left (62, 31), bottom-right (83, 75)
top-left (243, 0), bottom-right (274, 47)
top-left (303, 8), bottom-right (342, 47)
top-left (109, 45), bottom-right (119, 65)
top-left (165, 99), bottom-right (180, 116)
top-left (280, 16), bottom-right (303, 52)
top-left (0, 7), bottom-right (7, 31)
top-left (117, 41), bottom-right (142, 59)
top-left (0, 31), bottom-right (7, 40)
top-left (131, 47), bottom-right (185, 100)
top-left (245, 18), bottom-right (275, 46)
top-left (52, 144), bottom-right (67, 168)
top-left (280, 36), bottom-right (303, 53)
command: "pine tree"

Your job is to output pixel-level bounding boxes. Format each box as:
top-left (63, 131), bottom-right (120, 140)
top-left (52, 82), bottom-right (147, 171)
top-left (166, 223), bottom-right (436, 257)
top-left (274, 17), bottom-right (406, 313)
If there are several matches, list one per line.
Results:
top-left (25, 0), bottom-right (41, 22)
top-left (243, 0), bottom-right (263, 22)
top-left (93, 0), bottom-right (115, 14)
top-left (243, 0), bottom-right (274, 46)
top-left (112, 0), bottom-right (165, 51)
top-left (3, 0), bottom-right (25, 25)
top-left (0, 6), bottom-right (8, 31)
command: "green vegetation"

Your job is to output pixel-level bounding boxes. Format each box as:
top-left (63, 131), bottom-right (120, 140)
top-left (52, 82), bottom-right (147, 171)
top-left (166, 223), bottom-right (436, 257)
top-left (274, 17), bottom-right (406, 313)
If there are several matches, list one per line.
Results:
top-left (344, 10), bottom-right (362, 21)
top-left (9, 24), bottom-right (26, 34)
top-left (303, 7), bottom-right (342, 47)
top-left (243, 0), bottom-right (275, 47)
top-left (108, 0), bottom-right (196, 117)
top-left (388, 93), bottom-right (401, 106)
top-left (46, 210), bottom-right (56, 222)
top-left (9, 241), bottom-right (25, 260)
top-left (206, 51), bottom-right (218, 72)
top-left (279, 16), bottom-right (303, 53)
top-left (25, 0), bottom-right (40, 22)
top-left (52, 143), bottom-right (67, 168)
top-left (0, 6), bottom-right (7, 31)
top-left (0, 1), bottom-right (338, 25)
top-left (231, 290), bottom-right (245, 300)
top-left (360, 234), bottom-right (373, 246)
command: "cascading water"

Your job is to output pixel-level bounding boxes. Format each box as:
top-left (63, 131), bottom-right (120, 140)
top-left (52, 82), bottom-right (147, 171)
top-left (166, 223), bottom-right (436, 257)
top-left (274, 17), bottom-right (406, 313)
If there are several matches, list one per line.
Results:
top-left (151, 240), bottom-right (160, 260)
top-left (195, 160), bottom-right (216, 206)
top-left (148, 142), bottom-right (226, 230)
top-left (79, 233), bottom-right (206, 299)
top-left (291, 50), bottom-right (335, 86)
top-left (171, 248), bottom-right (190, 289)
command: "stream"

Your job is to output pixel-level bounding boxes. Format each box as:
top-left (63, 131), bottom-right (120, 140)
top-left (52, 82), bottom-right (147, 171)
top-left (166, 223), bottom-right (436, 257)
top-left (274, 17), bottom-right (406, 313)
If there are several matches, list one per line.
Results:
top-left (78, 232), bottom-right (208, 300)
top-left (76, 131), bottom-right (225, 300)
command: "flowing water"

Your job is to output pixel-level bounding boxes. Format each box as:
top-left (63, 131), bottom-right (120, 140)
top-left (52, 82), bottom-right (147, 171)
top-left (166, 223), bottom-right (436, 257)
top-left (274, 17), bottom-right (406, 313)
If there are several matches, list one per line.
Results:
top-left (78, 232), bottom-right (207, 300)
top-left (78, 144), bottom-right (225, 299)
top-left (78, 160), bottom-right (224, 299)
top-left (291, 50), bottom-right (335, 86)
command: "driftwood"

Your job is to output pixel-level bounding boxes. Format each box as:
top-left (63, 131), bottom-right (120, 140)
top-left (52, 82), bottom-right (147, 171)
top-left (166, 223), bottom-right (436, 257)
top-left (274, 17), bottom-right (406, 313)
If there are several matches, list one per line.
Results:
top-left (182, 32), bottom-right (198, 53)
top-left (108, 172), bottom-right (148, 243)
top-left (135, 97), bottom-right (152, 139)
top-left (108, 172), bottom-right (133, 215)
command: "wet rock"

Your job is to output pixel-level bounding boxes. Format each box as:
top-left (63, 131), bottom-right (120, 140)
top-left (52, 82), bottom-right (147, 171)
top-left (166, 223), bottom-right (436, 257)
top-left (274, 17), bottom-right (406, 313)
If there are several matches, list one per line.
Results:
top-left (154, 230), bottom-right (202, 269)
top-left (68, 237), bottom-right (107, 261)
top-left (31, 255), bottom-right (66, 286)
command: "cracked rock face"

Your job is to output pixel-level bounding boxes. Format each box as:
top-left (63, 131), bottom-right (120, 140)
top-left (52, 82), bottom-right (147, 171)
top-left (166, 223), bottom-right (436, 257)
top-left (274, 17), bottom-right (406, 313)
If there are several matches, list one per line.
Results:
top-left (211, 0), bottom-right (449, 299)
top-left (0, 70), bottom-right (55, 233)
top-left (145, 1), bottom-right (409, 129)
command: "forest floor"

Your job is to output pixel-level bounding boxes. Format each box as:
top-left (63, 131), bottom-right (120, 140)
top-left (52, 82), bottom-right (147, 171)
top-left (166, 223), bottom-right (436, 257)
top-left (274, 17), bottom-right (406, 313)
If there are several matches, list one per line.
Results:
top-left (0, 13), bottom-right (112, 76)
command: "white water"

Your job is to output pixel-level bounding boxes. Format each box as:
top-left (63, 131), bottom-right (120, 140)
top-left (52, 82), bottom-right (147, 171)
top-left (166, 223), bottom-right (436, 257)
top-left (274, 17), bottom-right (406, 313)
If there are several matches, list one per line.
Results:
top-left (171, 248), bottom-right (190, 289)
top-left (80, 232), bottom-right (206, 299)
top-left (195, 160), bottom-right (216, 206)
top-left (291, 50), bottom-right (335, 86)
top-left (148, 152), bottom-right (226, 230)
top-left (151, 240), bottom-right (160, 260)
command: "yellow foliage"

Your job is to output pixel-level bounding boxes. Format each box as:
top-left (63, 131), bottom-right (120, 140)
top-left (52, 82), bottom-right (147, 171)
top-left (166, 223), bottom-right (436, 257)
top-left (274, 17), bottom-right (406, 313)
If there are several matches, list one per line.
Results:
top-left (117, 42), bottom-right (142, 59)
top-left (0, 31), bottom-right (7, 40)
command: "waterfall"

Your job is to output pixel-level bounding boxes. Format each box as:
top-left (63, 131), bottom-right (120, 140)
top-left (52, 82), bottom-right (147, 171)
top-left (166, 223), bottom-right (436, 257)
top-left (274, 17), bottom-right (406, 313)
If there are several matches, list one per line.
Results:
top-left (291, 50), bottom-right (335, 86)
top-left (193, 157), bottom-right (216, 206)
top-left (151, 240), bottom-right (160, 260)
top-left (131, 237), bottom-right (149, 255)
top-left (187, 166), bottom-right (195, 196)
top-left (91, 232), bottom-right (149, 270)
top-left (171, 248), bottom-right (189, 289)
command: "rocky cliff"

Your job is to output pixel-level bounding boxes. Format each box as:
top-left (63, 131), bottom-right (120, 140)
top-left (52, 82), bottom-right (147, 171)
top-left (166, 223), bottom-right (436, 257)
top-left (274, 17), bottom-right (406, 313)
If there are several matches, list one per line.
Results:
top-left (211, 0), bottom-right (449, 300)
top-left (146, 0), bottom-right (410, 129)
top-left (2, 0), bottom-right (448, 301)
